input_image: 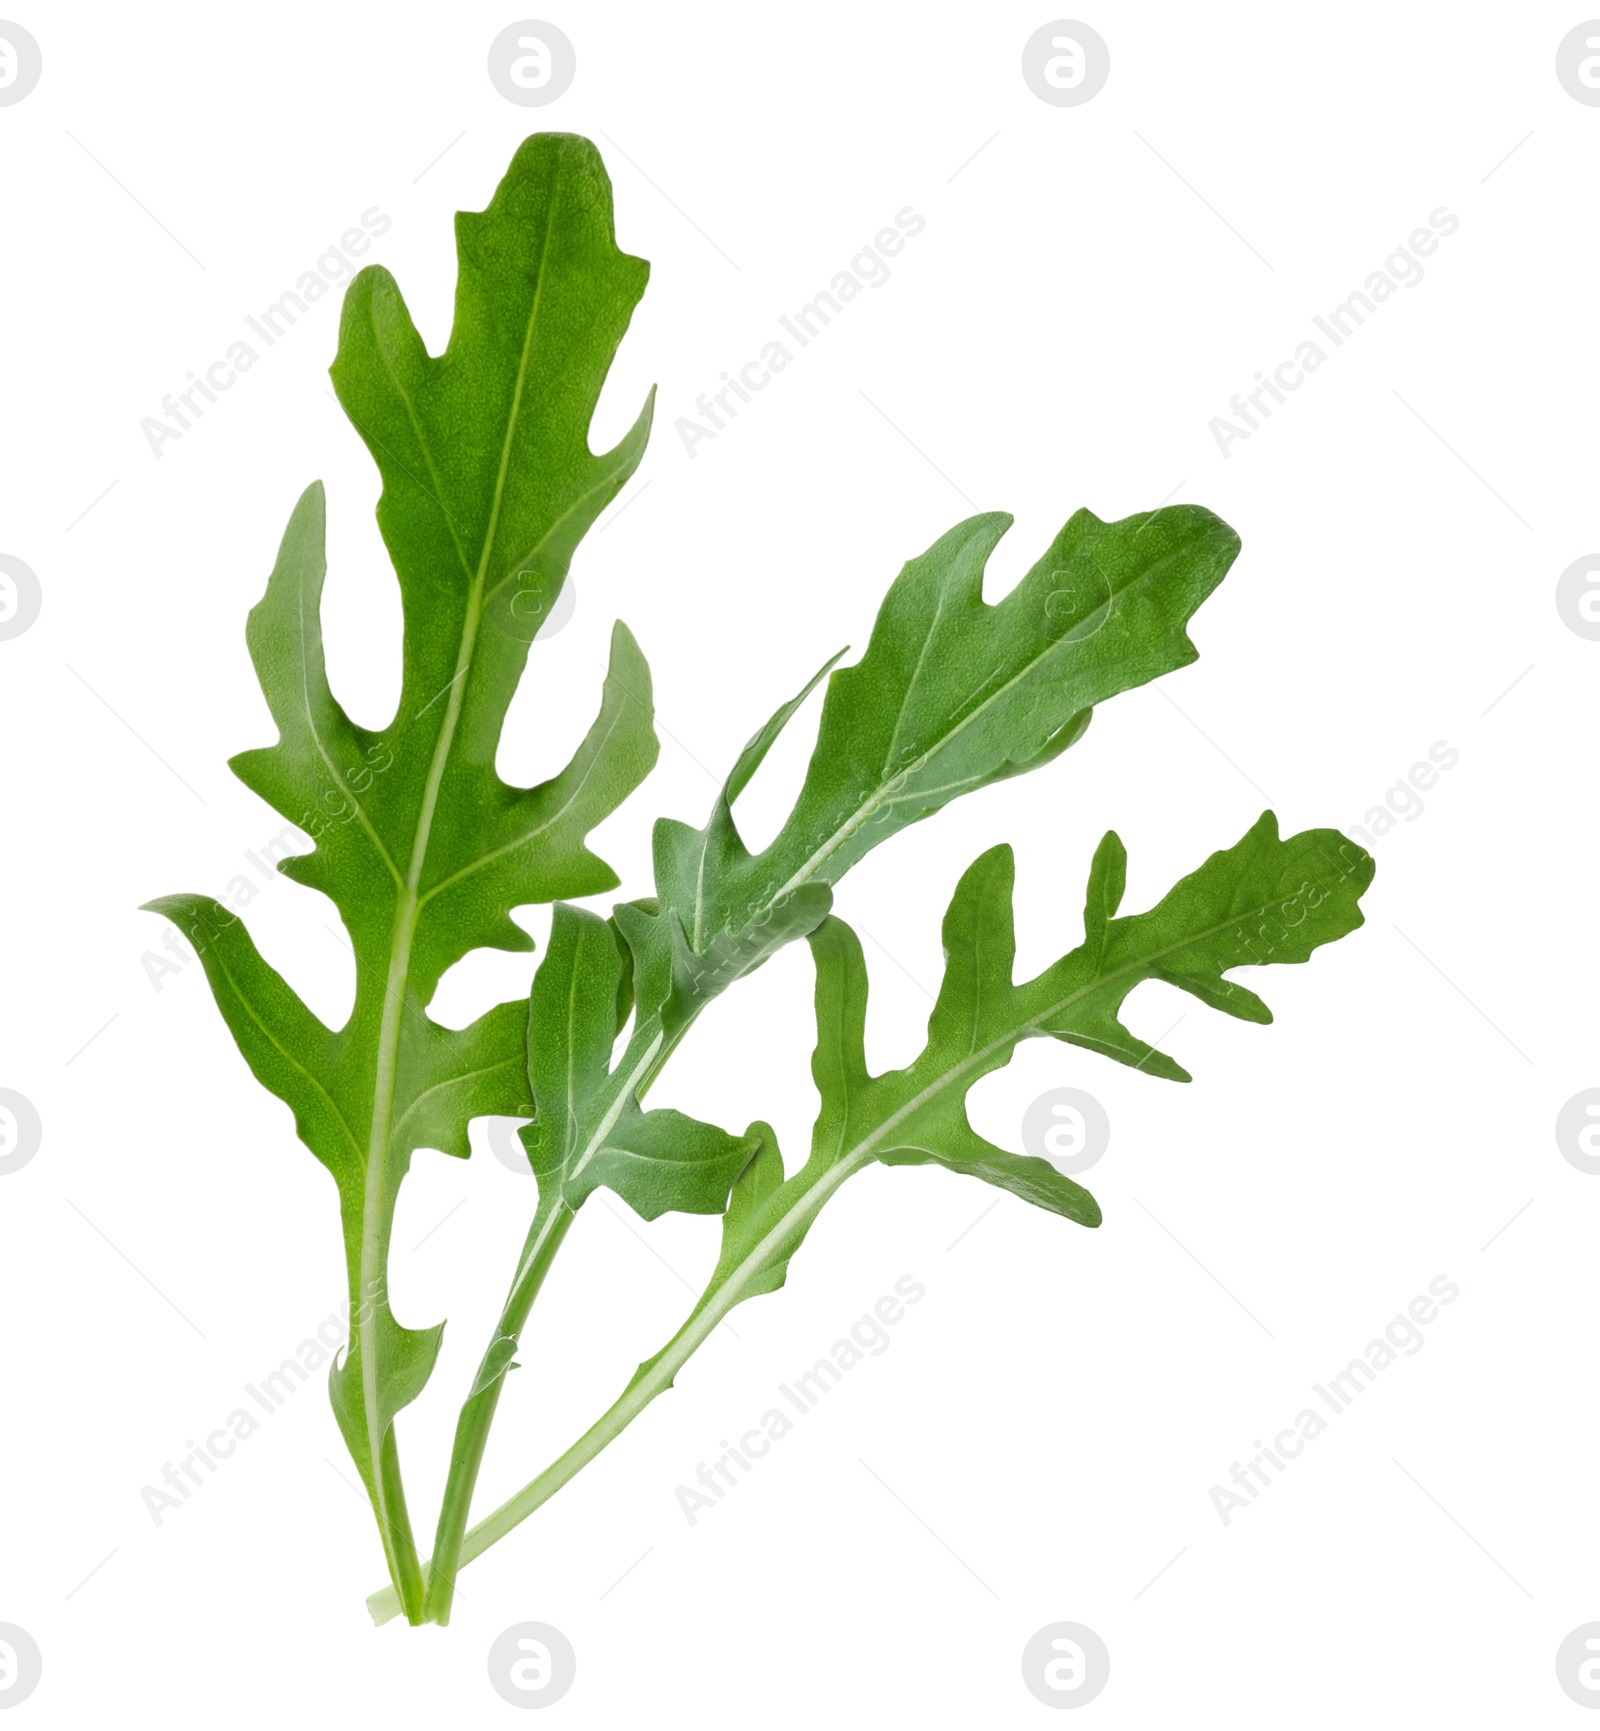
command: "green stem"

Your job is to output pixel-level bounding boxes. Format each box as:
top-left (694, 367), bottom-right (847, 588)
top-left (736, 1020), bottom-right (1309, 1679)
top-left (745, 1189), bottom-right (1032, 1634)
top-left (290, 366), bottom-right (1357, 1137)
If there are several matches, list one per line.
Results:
top-left (421, 1197), bottom-right (575, 1624)
top-left (418, 1010), bottom-right (693, 1623)
top-left (376, 1426), bottom-right (427, 1622)
top-left (371, 1147), bottom-right (853, 1627)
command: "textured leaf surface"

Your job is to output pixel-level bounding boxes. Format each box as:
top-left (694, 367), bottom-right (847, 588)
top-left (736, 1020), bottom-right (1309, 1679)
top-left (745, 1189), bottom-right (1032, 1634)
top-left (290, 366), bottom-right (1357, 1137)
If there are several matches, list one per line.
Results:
top-left (144, 135), bottom-right (657, 1602)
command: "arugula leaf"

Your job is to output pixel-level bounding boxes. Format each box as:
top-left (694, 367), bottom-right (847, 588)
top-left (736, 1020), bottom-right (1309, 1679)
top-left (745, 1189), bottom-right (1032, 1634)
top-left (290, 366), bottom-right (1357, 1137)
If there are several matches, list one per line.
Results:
top-left (371, 814), bottom-right (1370, 1622)
top-left (144, 133), bottom-right (656, 1622)
top-left (653, 812), bottom-right (1372, 1326)
top-left (628, 503), bottom-right (1241, 1036)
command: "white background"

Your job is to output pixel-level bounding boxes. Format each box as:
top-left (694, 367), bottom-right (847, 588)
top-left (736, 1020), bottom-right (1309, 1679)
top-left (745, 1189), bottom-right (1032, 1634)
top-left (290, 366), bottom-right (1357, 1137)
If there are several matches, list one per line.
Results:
top-left (0, 1), bottom-right (1594, 1723)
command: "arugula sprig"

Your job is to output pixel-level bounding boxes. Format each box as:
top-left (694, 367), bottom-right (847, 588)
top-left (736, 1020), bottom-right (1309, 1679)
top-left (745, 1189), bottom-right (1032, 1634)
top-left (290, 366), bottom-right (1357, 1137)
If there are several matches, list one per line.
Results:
top-left (146, 130), bottom-right (1375, 1630)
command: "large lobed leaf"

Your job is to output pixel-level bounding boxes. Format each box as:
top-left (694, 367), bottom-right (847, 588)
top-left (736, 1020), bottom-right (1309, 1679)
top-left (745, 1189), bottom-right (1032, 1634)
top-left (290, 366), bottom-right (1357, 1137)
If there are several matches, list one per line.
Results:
top-left (143, 135), bottom-right (657, 1580)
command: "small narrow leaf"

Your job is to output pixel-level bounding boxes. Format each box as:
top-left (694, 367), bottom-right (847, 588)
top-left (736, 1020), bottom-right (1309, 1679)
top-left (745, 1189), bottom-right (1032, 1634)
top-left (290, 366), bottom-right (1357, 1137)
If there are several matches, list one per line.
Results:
top-left (469, 1336), bottom-right (523, 1399)
top-left (520, 905), bottom-right (759, 1220)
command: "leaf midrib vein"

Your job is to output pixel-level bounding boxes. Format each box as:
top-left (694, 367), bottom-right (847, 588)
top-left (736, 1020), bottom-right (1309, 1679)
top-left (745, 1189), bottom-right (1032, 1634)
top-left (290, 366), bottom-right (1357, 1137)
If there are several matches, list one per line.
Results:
top-left (356, 168), bottom-right (564, 1526)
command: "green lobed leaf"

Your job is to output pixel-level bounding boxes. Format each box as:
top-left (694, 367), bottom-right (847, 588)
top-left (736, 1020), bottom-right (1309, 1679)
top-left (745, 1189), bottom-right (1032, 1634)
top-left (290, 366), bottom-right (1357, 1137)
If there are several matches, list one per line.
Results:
top-left (640, 813), bottom-right (1373, 1338)
top-left (143, 134), bottom-right (658, 1597)
top-left (621, 502), bottom-right (1241, 1038)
